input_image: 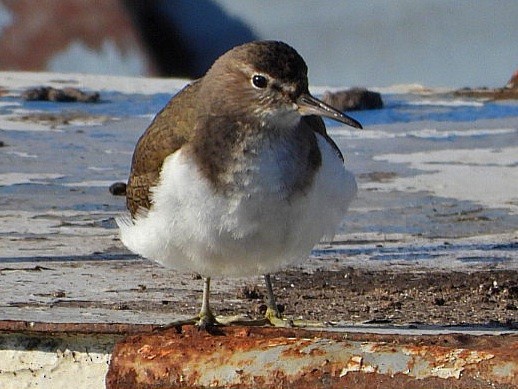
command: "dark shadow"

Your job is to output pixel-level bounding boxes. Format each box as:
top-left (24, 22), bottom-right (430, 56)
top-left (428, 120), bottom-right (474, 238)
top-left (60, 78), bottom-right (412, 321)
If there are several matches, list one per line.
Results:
top-left (123, 0), bottom-right (257, 78)
top-left (0, 253), bottom-right (140, 263)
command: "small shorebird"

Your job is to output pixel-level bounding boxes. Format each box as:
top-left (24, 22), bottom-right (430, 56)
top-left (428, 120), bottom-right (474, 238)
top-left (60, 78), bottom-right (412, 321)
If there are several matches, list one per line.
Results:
top-left (118, 41), bottom-right (361, 328)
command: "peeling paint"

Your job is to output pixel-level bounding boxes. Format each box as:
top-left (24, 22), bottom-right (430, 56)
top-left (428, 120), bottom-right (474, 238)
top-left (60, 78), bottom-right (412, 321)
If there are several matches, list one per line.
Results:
top-left (106, 325), bottom-right (518, 389)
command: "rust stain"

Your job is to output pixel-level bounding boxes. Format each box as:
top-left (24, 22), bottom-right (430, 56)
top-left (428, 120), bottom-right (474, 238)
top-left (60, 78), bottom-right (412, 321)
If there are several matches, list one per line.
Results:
top-left (0, 319), bottom-right (156, 334)
top-left (106, 325), bottom-right (518, 389)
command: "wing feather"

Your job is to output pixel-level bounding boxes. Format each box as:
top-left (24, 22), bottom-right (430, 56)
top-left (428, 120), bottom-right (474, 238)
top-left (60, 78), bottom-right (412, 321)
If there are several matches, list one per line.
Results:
top-left (126, 80), bottom-right (201, 216)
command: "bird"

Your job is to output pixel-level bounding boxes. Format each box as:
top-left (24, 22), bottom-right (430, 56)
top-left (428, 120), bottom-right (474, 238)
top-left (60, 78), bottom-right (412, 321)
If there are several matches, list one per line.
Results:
top-left (117, 40), bottom-right (362, 328)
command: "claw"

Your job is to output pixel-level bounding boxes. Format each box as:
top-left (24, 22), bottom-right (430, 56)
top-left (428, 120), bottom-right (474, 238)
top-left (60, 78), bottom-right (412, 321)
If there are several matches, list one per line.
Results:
top-left (196, 311), bottom-right (217, 330)
top-left (264, 307), bottom-right (293, 327)
top-left (154, 317), bottom-right (199, 332)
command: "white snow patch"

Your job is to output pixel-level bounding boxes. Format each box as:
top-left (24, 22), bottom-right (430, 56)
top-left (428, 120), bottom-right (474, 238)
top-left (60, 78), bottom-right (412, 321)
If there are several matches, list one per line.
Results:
top-left (3, 150), bottom-right (38, 158)
top-left (407, 128), bottom-right (516, 139)
top-left (329, 128), bottom-right (399, 140)
top-left (330, 127), bottom-right (517, 141)
top-left (407, 99), bottom-right (484, 107)
top-left (63, 180), bottom-right (114, 188)
top-left (0, 71), bottom-right (190, 95)
top-left (373, 147), bottom-right (518, 213)
top-left (0, 173), bottom-right (65, 186)
top-left (87, 166), bottom-right (113, 172)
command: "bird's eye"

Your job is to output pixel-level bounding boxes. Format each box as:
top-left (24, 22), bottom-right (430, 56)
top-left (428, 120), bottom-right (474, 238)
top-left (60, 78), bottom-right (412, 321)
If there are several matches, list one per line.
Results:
top-left (252, 74), bottom-right (268, 89)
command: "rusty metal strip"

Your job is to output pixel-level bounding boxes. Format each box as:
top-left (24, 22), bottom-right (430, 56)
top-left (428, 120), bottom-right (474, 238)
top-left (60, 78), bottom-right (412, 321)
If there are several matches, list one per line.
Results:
top-left (106, 325), bottom-right (518, 389)
top-left (0, 320), bottom-right (155, 334)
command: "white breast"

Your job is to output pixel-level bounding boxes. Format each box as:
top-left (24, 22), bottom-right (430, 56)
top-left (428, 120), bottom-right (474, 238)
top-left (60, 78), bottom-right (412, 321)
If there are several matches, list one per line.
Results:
top-left (118, 133), bottom-right (357, 277)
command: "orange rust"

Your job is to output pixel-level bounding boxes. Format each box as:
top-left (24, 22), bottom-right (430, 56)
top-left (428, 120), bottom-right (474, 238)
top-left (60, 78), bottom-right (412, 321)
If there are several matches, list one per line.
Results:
top-left (234, 327), bottom-right (251, 338)
top-left (279, 338), bottom-right (326, 358)
top-left (106, 325), bottom-right (518, 389)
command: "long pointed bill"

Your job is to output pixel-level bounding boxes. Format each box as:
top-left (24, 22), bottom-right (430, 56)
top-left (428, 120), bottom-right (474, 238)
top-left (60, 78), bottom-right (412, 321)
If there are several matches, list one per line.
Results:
top-left (297, 94), bottom-right (363, 129)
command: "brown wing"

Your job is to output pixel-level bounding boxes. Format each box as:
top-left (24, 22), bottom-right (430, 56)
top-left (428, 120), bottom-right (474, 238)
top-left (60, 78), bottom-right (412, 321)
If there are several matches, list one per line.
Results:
top-left (126, 80), bottom-right (201, 217)
top-left (302, 115), bottom-right (344, 162)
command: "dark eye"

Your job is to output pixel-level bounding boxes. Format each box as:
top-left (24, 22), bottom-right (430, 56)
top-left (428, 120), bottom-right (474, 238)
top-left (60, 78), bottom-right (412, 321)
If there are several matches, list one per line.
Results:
top-left (252, 74), bottom-right (268, 89)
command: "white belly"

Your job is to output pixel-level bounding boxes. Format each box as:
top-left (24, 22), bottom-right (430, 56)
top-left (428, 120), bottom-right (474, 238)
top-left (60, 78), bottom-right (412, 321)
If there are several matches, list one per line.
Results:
top-left (118, 134), bottom-right (357, 277)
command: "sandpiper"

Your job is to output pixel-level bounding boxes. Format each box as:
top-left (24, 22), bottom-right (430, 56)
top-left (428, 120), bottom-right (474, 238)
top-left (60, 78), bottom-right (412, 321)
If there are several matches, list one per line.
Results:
top-left (118, 40), bottom-right (362, 328)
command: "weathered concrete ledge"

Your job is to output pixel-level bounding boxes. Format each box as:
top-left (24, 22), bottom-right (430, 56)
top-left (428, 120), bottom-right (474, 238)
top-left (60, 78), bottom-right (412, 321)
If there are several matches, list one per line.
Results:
top-left (0, 321), bottom-right (149, 389)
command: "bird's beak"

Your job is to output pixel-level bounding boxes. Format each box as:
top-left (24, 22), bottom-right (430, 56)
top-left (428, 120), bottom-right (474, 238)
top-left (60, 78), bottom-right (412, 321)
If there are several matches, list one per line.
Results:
top-left (297, 93), bottom-right (363, 129)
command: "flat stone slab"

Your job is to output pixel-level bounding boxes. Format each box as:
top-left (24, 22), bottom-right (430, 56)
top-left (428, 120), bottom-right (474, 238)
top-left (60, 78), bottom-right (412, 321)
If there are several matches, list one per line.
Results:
top-left (0, 228), bottom-right (515, 325)
top-left (0, 71), bottom-right (516, 329)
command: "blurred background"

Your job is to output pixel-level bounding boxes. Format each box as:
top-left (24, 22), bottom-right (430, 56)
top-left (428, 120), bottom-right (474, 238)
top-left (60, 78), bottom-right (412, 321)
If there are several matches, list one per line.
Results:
top-left (0, 0), bottom-right (516, 88)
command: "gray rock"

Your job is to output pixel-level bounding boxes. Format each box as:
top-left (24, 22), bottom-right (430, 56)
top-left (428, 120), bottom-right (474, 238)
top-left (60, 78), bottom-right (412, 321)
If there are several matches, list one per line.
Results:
top-left (22, 87), bottom-right (100, 103)
top-left (322, 88), bottom-right (383, 111)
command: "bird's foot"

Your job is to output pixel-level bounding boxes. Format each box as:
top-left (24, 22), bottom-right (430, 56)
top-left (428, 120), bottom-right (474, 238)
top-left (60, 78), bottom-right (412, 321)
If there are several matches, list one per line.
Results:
top-left (196, 310), bottom-right (218, 330)
top-left (214, 310), bottom-right (291, 327)
top-left (155, 313), bottom-right (330, 331)
top-left (215, 313), bottom-right (290, 327)
top-left (264, 306), bottom-right (294, 327)
top-left (289, 318), bottom-right (336, 328)
top-left (263, 305), bottom-right (334, 328)
top-left (154, 312), bottom-right (219, 332)
top-left (216, 314), bottom-right (266, 326)
top-left (153, 316), bottom-right (199, 332)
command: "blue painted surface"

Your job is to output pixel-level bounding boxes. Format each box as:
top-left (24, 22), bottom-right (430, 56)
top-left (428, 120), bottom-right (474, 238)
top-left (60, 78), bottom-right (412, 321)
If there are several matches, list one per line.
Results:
top-left (6, 91), bottom-right (518, 126)
top-left (0, 85), bottom-right (517, 260)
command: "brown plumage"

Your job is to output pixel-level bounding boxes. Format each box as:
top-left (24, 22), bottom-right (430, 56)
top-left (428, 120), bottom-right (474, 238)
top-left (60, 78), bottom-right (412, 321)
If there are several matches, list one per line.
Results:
top-left (125, 41), bottom-right (349, 218)
top-left (126, 80), bottom-right (200, 216)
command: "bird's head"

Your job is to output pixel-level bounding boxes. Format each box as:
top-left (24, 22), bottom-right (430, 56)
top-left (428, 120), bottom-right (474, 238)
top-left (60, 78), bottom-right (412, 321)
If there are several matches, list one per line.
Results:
top-left (199, 41), bottom-right (362, 131)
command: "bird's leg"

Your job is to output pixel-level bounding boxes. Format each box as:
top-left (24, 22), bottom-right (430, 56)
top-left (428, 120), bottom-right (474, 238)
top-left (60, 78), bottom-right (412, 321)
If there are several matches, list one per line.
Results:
top-left (264, 274), bottom-right (281, 319)
top-left (154, 276), bottom-right (217, 331)
top-left (197, 276), bottom-right (217, 329)
top-left (264, 274), bottom-right (336, 329)
top-left (207, 274), bottom-right (286, 327)
top-left (264, 274), bottom-right (293, 327)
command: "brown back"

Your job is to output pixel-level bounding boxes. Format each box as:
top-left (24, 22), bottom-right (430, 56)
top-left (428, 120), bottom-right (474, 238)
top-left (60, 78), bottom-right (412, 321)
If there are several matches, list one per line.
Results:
top-left (126, 81), bottom-right (200, 216)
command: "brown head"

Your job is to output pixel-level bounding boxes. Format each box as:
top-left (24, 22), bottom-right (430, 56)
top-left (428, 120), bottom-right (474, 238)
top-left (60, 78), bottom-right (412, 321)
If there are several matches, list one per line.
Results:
top-left (196, 40), bottom-right (362, 130)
